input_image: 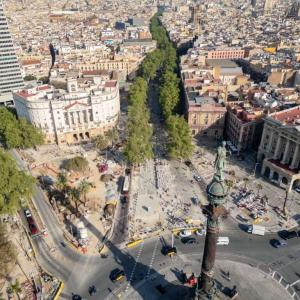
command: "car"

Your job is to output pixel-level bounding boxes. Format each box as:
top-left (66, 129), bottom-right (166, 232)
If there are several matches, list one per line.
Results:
top-left (193, 175), bottom-right (201, 182)
top-left (26, 216), bottom-right (35, 224)
top-left (273, 239), bottom-right (288, 248)
top-left (120, 196), bottom-right (127, 204)
top-left (195, 228), bottom-right (206, 236)
top-left (24, 209), bottom-right (32, 218)
top-left (161, 246), bottom-right (177, 256)
top-left (279, 230), bottom-right (298, 240)
top-left (72, 294), bottom-right (82, 300)
top-left (295, 187), bottom-right (300, 193)
top-left (29, 223), bottom-right (38, 235)
top-left (182, 237), bottom-right (196, 244)
top-left (110, 269), bottom-right (125, 282)
top-left (179, 230), bottom-right (192, 238)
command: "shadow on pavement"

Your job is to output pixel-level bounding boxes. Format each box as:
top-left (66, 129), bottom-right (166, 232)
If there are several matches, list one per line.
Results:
top-left (105, 239), bottom-right (193, 300)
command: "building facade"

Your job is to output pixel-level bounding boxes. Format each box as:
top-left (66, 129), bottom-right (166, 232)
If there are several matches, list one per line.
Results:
top-left (226, 106), bottom-right (263, 152)
top-left (187, 96), bottom-right (227, 139)
top-left (14, 77), bottom-right (120, 144)
top-left (257, 106), bottom-right (300, 191)
top-left (206, 49), bottom-right (245, 60)
top-left (0, 0), bottom-right (24, 106)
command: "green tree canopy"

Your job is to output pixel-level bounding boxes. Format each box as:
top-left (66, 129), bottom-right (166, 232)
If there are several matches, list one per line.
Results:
top-left (64, 156), bottom-right (89, 172)
top-left (78, 179), bottom-right (93, 203)
top-left (93, 134), bottom-right (109, 151)
top-left (23, 75), bottom-right (36, 81)
top-left (123, 73), bottom-right (153, 165)
top-left (0, 150), bottom-right (35, 215)
top-left (56, 171), bottom-right (68, 193)
top-left (38, 76), bottom-right (49, 84)
top-left (166, 115), bottom-right (194, 160)
top-left (0, 224), bottom-right (17, 279)
top-left (0, 108), bottom-right (44, 149)
top-left (105, 128), bottom-right (119, 145)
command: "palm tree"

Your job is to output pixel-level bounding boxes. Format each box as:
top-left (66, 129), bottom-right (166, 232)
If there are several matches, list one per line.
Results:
top-left (78, 179), bottom-right (93, 204)
top-left (56, 171), bottom-right (68, 194)
top-left (225, 179), bottom-right (234, 191)
top-left (105, 128), bottom-right (119, 147)
top-left (256, 183), bottom-right (263, 196)
top-left (243, 177), bottom-right (249, 190)
top-left (94, 135), bottom-right (108, 151)
top-left (10, 279), bottom-right (22, 300)
top-left (68, 187), bottom-right (81, 214)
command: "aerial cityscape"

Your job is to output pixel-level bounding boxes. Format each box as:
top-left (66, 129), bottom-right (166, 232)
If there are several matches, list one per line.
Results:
top-left (1, 0), bottom-right (300, 299)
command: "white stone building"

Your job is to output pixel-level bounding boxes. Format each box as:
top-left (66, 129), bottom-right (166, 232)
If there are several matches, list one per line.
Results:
top-left (14, 77), bottom-right (120, 144)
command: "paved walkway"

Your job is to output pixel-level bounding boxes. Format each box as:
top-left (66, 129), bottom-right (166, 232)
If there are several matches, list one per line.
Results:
top-left (123, 259), bottom-right (293, 300)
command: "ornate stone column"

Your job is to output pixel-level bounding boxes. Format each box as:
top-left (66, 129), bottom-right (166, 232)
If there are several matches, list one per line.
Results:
top-left (290, 144), bottom-right (299, 169)
top-left (195, 142), bottom-right (228, 299)
top-left (267, 131), bottom-right (274, 154)
top-left (274, 135), bottom-right (282, 159)
top-left (281, 139), bottom-right (291, 164)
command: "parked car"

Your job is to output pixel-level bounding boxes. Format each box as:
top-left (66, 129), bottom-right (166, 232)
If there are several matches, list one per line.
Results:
top-left (24, 209), bottom-right (32, 218)
top-left (179, 230), bottom-right (192, 238)
top-left (295, 187), bottom-right (300, 193)
top-left (110, 269), bottom-right (125, 282)
top-left (182, 237), bottom-right (196, 244)
top-left (29, 223), bottom-right (38, 235)
top-left (273, 239), bottom-right (288, 248)
top-left (195, 228), bottom-right (206, 236)
top-left (27, 216), bottom-right (35, 224)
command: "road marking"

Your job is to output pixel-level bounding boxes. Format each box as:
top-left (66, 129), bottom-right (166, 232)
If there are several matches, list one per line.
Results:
top-left (146, 236), bottom-right (160, 279)
top-left (124, 241), bottom-right (144, 293)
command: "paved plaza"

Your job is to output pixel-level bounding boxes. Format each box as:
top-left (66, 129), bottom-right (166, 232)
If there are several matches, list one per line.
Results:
top-left (124, 259), bottom-right (292, 300)
top-left (191, 140), bottom-right (300, 232)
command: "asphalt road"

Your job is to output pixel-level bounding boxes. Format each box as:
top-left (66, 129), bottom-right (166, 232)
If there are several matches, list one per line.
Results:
top-left (9, 81), bottom-right (300, 300)
top-left (10, 148), bottom-right (300, 300)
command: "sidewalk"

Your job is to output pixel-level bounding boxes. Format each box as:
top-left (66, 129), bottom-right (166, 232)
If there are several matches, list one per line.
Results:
top-left (122, 259), bottom-right (293, 300)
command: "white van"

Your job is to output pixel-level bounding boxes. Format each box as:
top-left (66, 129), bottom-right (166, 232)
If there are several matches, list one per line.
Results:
top-left (217, 237), bottom-right (229, 245)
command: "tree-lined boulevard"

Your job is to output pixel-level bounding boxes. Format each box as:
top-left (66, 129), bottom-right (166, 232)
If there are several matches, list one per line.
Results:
top-left (123, 13), bottom-right (194, 165)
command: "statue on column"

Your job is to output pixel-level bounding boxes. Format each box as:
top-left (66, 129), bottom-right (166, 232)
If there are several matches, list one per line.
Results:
top-left (213, 141), bottom-right (226, 182)
top-left (195, 141), bottom-right (228, 300)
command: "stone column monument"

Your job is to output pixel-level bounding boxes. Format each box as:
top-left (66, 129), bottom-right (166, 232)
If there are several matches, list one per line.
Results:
top-left (195, 141), bottom-right (228, 299)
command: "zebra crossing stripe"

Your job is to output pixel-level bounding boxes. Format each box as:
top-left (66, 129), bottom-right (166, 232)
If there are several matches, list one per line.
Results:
top-left (146, 236), bottom-right (160, 279)
top-left (124, 241), bottom-right (144, 293)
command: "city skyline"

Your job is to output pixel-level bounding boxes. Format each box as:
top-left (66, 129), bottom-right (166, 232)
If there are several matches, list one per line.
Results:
top-left (0, 1), bottom-right (300, 300)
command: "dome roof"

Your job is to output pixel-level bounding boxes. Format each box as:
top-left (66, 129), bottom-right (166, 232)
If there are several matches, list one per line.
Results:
top-left (207, 178), bottom-right (228, 205)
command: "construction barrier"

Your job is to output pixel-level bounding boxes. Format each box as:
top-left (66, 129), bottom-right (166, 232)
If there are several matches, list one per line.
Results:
top-left (126, 239), bottom-right (144, 248)
top-left (53, 281), bottom-right (64, 300)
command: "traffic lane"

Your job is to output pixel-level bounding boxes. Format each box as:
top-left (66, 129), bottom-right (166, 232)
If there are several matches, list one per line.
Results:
top-left (72, 249), bottom-right (150, 300)
top-left (67, 233), bottom-right (299, 299)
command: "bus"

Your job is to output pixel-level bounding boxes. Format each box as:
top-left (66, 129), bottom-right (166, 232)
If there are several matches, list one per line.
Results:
top-left (122, 175), bottom-right (130, 196)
